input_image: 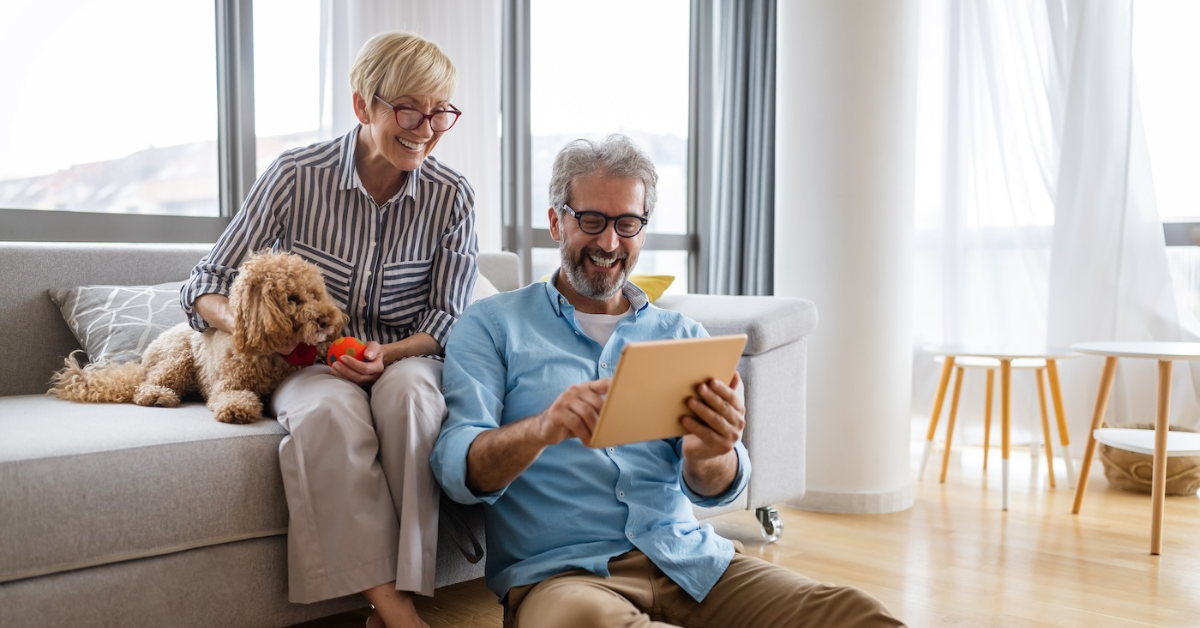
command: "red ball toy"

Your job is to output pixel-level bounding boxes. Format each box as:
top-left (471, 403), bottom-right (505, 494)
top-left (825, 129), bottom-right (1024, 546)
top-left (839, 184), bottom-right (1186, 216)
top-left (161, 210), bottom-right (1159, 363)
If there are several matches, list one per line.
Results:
top-left (327, 337), bottom-right (367, 366)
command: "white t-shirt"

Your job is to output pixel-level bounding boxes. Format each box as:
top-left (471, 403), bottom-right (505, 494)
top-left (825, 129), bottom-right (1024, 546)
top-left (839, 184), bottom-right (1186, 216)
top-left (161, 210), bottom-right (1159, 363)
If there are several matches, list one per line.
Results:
top-left (574, 308), bottom-right (634, 345)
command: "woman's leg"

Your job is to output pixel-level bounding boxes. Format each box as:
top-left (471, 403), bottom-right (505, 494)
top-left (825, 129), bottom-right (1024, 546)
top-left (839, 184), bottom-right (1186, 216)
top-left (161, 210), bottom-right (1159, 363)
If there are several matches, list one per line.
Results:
top-left (369, 356), bottom-right (446, 597)
top-left (272, 366), bottom-right (400, 603)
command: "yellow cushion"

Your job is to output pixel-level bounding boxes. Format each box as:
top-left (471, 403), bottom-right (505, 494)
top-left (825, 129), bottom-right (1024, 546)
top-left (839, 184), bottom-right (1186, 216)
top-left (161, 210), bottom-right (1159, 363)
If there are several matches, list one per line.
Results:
top-left (538, 272), bottom-right (676, 303)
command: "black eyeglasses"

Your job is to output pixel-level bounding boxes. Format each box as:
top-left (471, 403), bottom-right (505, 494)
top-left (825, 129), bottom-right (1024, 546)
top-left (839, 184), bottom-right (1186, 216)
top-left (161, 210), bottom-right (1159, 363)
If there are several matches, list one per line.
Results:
top-left (373, 95), bottom-right (462, 132)
top-left (563, 204), bottom-right (648, 237)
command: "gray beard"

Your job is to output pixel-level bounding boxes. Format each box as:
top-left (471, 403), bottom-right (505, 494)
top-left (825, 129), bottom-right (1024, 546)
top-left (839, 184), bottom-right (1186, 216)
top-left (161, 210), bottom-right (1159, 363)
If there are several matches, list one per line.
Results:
top-left (561, 245), bottom-right (627, 301)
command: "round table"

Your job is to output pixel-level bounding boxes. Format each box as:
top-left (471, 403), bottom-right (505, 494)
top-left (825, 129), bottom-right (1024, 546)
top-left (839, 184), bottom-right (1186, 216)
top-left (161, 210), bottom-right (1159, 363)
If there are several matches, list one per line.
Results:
top-left (1071, 341), bottom-right (1200, 555)
top-left (921, 345), bottom-right (1079, 511)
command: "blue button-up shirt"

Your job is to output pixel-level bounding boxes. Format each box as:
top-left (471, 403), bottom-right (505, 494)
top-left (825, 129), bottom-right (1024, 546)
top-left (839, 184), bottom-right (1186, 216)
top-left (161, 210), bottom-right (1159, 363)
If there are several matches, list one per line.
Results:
top-left (431, 274), bottom-right (750, 602)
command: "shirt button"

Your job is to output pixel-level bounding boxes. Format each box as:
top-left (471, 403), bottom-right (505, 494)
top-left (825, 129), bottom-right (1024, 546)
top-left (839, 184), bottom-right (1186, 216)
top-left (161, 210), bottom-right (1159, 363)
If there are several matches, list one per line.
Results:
top-left (627, 532), bottom-right (634, 538)
top-left (601, 363), bottom-right (608, 369)
top-left (607, 447), bottom-right (615, 453)
top-left (618, 491), bottom-right (625, 497)
top-left (360, 300), bottom-right (367, 307)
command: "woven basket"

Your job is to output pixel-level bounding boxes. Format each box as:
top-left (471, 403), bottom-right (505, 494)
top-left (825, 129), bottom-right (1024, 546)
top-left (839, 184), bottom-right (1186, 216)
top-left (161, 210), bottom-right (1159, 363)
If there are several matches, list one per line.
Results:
top-left (1098, 423), bottom-right (1200, 496)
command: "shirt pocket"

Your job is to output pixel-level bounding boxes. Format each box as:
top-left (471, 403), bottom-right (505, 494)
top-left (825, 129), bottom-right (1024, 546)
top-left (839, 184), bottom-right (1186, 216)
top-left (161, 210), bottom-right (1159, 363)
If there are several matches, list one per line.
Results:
top-left (379, 257), bottom-right (433, 328)
top-left (290, 241), bottom-right (354, 311)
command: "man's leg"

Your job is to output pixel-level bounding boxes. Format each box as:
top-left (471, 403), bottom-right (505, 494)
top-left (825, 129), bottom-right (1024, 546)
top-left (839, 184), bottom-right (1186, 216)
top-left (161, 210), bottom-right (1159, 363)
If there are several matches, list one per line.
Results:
top-left (273, 366), bottom-right (400, 603)
top-left (369, 356), bottom-right (446, 597)
top-left (658, 553), bottom-right (906, 628)
top-left (506, 553), bottom-right (679, 628)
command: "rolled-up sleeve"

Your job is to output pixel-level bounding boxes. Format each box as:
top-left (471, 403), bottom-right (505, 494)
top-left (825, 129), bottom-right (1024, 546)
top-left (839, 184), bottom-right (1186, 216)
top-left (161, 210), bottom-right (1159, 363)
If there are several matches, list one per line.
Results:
top-left (431, 300), bottom-right (507, 505)
top-left (180, 154), bottom-right (295, 331)
top-left (417, 176), bottom-right (478, 347)
top-left (678, 440), bottom-right (751, 508)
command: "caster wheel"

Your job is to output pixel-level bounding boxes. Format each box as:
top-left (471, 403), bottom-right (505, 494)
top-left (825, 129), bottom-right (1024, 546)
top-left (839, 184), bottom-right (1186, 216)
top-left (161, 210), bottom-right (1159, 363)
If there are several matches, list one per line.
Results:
top-left (756, 506), bottom-right (783, 542)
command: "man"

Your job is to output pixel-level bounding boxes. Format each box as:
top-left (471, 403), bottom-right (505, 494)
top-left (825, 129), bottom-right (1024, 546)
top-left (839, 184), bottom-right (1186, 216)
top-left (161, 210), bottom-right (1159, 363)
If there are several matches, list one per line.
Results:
top-left (431, 135), bottom-right (905, 627)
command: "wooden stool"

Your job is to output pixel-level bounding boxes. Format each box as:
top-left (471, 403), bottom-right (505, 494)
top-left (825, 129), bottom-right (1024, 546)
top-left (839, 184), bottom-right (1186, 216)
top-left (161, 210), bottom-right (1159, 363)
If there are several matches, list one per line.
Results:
top-left (922, 356), bottom-right (1056, 486)
top-left (919, 346), bottom-right (1079, 510)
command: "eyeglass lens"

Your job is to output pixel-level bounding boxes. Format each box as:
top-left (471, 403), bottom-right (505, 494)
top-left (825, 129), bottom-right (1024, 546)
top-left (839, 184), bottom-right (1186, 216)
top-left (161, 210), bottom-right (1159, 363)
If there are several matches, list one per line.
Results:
top-left (395, 108), bottom-right (458, 132)
top-left (577, 213), bottom-right (645, 236)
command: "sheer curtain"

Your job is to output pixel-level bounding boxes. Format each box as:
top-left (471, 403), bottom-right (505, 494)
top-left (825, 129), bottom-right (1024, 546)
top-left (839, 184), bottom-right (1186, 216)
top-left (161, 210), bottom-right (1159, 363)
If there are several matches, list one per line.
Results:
top-left (914, 0), bottom-right (1200, 450)
top-left (317, 0), bottom-right (503, 251)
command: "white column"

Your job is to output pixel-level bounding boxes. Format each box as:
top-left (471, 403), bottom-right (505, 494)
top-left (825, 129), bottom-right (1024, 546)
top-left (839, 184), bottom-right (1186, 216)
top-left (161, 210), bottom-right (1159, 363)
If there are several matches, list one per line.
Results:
top-left (775, 0), bottom-right (919, 513)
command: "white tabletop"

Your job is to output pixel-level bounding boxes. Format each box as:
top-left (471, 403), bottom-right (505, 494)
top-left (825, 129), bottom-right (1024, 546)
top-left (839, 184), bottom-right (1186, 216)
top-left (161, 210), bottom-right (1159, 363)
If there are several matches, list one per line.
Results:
top-left (923, 344), bottom-right (1078, 360)
top-left (1072, 341), bottom-right (1200, 360)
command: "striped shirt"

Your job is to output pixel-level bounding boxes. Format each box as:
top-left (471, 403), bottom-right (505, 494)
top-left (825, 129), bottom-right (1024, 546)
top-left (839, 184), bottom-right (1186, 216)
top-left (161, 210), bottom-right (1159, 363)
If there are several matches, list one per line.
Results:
top-left (181, 126), bottom-right (479, 349)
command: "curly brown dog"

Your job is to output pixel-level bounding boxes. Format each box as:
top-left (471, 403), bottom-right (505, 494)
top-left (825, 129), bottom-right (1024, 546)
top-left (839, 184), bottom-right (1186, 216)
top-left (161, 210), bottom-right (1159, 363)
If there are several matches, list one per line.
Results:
top-left (49, 251), bottom-right (348, 424)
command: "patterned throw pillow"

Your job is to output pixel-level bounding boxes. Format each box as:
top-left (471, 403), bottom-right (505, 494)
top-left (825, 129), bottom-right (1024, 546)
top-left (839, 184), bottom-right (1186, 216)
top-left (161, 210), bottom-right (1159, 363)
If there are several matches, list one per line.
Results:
top-left (48, 281), bottom-right (187, 365)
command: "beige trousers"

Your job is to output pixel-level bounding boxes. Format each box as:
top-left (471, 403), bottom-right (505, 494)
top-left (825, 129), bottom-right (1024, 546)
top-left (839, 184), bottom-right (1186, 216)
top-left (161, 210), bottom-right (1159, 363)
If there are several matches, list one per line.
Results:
top-left (272, 357), bottom-right (445, 603)
top-left (505, 550), bottom-right (906, 628)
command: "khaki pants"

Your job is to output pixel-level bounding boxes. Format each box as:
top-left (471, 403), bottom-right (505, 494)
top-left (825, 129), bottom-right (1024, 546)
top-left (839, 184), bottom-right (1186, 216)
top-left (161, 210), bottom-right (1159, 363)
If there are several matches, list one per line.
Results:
top-left (272, 357), bottom-right (445, 603)
top-left (505, 549), bottom-right (905, 628)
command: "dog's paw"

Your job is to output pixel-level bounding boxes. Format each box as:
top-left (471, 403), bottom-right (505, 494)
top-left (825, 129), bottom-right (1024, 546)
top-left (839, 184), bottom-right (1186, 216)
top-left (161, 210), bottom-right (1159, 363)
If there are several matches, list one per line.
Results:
top-left (134, 385), bottom-right (180, 408)
top-left (215, 406), bottom-right (262, 424)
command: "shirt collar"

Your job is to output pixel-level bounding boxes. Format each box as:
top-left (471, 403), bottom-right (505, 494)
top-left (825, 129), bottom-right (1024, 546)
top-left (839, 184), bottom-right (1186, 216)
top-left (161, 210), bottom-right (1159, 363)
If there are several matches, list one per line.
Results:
top-left (338, 125), bottom-right (421, 202)
top-left (544, 269), bottom-right (650, 317)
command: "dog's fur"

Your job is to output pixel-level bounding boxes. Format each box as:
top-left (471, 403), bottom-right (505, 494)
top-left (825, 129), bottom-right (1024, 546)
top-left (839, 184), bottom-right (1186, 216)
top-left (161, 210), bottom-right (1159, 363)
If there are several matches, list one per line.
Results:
top-left (49, 251), bottom-right (348, 424)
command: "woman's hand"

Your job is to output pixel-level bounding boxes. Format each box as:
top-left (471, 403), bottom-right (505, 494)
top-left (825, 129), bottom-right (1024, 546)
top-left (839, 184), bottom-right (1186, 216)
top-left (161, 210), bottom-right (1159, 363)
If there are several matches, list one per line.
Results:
top-left (329, 340), bottom-right (386, 386)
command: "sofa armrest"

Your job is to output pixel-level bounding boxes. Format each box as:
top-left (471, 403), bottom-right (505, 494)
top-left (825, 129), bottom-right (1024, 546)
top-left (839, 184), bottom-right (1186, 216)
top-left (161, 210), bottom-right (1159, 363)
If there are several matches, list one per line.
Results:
top-left (654, 294), bottom-right (818, 354)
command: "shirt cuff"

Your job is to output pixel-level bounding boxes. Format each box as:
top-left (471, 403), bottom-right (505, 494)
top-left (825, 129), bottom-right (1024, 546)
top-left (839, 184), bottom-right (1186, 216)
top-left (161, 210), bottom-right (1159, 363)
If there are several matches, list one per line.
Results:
top-left (417, 309), bottom-right (457, 348)
top-left (431, 424), bottom-right (507, 506)
top-left (679, 444), bottom-right (751, 507)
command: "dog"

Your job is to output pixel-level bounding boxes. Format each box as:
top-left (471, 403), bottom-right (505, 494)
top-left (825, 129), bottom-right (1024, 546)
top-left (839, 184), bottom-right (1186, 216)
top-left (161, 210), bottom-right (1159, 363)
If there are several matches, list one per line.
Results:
top-left (49, 251), bottom-right (348, 424)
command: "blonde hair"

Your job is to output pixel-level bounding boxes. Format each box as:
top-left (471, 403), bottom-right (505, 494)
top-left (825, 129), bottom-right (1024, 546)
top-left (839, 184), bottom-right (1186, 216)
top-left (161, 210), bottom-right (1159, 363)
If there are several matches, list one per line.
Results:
top-left (349, 31), bottom-right (457, 103)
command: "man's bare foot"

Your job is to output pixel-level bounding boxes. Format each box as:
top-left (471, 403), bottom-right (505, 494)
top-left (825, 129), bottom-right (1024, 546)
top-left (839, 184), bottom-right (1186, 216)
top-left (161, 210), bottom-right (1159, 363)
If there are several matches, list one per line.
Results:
top-left (363, 582), bottom-right (429, 628)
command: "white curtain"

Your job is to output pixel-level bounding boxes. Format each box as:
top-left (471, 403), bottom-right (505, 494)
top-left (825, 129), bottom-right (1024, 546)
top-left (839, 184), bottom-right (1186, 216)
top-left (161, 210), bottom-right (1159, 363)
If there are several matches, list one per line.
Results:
top-left (914, 0), bottom-right (1200, 450)
top-left (318, 0), bottom-right (503, 251)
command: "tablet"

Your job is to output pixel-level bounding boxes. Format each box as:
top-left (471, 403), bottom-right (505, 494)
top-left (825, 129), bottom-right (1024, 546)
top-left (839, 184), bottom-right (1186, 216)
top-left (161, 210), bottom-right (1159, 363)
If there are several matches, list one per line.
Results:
top-left (588, 334), bottom-right (747, 448)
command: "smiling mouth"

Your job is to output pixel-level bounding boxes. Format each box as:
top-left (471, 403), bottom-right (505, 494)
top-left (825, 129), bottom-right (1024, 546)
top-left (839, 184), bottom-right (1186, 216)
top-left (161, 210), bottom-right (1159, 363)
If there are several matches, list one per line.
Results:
top-left (397, 137), bottom-right (424, 151)
top-left (588, 251), bottom-right (624, 269)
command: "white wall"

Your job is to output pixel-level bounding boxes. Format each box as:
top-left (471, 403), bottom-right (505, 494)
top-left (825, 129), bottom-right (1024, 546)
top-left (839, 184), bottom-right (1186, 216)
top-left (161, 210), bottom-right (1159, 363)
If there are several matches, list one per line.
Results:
top-left (774, 0), bottom-right (920, 513)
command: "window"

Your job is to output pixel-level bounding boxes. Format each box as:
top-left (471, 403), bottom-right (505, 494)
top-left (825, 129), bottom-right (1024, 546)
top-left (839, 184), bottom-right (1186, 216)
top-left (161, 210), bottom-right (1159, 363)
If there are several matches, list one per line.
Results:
top-left (0, 0), bottom-right (320, 243)
top-left (515, 0), bottom-right (694, 291)
top-left (0, 0), bottom-right (219, 217)
top-left (1134, 0), bottom-right (1200, 320)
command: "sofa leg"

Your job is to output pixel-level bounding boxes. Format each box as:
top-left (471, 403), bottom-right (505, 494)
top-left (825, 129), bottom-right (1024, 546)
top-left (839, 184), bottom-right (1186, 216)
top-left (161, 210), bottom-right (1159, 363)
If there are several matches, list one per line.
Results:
top-left (756, 506), bottom-right (784, 542)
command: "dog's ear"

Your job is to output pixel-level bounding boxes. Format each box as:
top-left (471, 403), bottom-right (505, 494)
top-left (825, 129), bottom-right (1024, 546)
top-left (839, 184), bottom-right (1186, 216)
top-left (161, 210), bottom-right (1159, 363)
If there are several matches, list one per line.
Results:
top-left (229, 256), bottom-right (292, 355)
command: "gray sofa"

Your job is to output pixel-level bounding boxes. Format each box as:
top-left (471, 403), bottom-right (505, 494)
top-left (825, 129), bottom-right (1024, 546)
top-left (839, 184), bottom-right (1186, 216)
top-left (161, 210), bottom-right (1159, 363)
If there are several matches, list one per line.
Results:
top-left (0, 241), bottom-right (816, 628)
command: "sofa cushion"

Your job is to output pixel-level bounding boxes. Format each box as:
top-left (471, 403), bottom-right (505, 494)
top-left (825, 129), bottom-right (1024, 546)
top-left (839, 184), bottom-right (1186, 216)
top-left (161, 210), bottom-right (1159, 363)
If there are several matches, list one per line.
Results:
top-left (48, 281), bottom-right (188, 365)
top-left (0, 395), bottom-right (289, 584)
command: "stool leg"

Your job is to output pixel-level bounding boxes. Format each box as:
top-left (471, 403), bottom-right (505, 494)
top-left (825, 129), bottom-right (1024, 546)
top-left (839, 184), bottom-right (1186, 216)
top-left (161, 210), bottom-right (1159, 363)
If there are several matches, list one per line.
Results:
top-left (1002, 359), bottom-right (1012, 511)
top-left (920, 356), bottom-right (956, 480)
top-left (940, 367), bottom-right (966, 483)
top-left (1046, 359), bottom-right (1077, 489)
top-left (983, 369), bottom-right (994, 471)
top-left (1151, 360), bottom-right (1172, 555)
top-left (1035, 368), bottom-right (1056, 488)
top-left (1073, 356), bottom-right (1118, 514)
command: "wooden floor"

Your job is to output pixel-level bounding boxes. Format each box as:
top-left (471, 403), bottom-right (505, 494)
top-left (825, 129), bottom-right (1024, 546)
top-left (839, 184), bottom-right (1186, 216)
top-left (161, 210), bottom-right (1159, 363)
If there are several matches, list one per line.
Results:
top-left (297, 437), bottom-right (1200, 628)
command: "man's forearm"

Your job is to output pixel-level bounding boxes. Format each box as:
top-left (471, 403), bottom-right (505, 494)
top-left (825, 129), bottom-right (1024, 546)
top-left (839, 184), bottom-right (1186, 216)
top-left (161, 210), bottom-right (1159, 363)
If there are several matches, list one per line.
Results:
top-left (682, 450), bottom-right (739, 498)
top-left (465, 416), bottom-right (549, 495)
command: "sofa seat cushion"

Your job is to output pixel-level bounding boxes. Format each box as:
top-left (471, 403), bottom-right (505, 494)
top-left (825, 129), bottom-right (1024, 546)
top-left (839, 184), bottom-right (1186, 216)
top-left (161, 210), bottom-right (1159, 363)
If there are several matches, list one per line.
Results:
top-left (0, 395), bottom-right (289, 583)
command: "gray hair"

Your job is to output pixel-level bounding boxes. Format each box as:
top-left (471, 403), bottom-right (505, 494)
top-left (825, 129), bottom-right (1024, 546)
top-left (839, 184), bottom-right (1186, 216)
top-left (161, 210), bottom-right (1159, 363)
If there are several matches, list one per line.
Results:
top-left (548, 134), bottom-right (659, 217)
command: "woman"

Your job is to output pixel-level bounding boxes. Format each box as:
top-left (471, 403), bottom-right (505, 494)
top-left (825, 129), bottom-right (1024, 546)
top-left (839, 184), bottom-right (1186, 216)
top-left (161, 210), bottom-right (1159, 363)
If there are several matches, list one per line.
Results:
top-left (181, 31), bottom-right (477, 628)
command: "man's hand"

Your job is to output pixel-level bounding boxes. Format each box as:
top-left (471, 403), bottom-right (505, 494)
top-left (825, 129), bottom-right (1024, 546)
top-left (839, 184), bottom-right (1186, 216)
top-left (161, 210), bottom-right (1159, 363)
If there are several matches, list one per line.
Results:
top-left (535, 379), bottom-right (611, 446)
top-left (465, 378), bottom-right (611, 495)
top-left (680, 372), bottom-right (745, 496)
top-left (329, 340), bottom-right (386, 385)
